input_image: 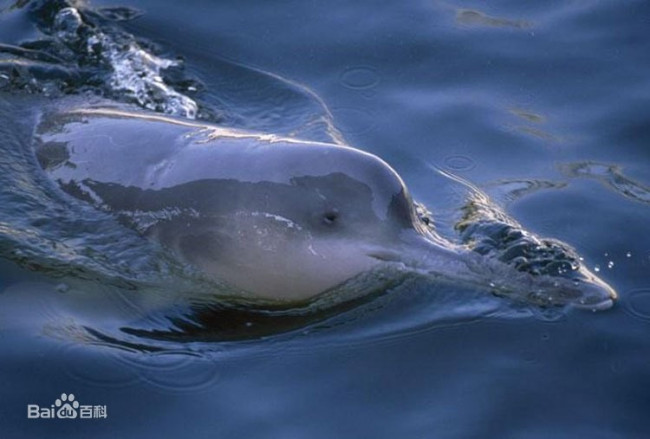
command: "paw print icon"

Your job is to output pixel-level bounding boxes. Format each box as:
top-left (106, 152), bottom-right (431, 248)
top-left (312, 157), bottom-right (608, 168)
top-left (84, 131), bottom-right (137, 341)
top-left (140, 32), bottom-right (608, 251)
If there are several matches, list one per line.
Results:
top-left (55, 393), bottom-right (79, 419)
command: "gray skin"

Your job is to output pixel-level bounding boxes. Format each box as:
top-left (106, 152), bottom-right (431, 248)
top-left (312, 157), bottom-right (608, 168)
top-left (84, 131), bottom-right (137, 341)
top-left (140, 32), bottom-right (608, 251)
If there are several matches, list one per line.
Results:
top-left (33, 107), bottom-right (617, 309)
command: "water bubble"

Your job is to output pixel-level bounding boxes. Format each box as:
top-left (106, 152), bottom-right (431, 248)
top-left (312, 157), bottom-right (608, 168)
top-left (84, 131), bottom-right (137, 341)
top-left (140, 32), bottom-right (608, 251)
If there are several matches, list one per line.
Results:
top-left (54, 8), bottom-right (83, 43)
top-left (594, 265), bottom-right (600, 272)
top-left (626, 252), bottom-right (632, 258)
top-left (607, 261), bottom-right (614, 269)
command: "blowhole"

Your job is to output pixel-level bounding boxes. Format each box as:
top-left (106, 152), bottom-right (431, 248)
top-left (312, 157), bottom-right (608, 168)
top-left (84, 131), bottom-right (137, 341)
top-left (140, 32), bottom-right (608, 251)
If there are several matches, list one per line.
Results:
top-left (323, 210), bottom-right (339, 225)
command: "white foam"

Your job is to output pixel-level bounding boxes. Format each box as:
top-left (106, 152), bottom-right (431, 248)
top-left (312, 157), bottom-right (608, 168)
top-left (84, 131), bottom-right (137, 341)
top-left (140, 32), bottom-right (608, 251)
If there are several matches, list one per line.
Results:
top-left (54, 7), bottom-right (198, 119)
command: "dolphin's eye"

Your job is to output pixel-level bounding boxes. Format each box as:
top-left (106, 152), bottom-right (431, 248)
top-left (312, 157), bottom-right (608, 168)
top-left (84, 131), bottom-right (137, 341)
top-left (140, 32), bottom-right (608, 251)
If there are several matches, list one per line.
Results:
top-left (322, 210), bottom-right (339, 225)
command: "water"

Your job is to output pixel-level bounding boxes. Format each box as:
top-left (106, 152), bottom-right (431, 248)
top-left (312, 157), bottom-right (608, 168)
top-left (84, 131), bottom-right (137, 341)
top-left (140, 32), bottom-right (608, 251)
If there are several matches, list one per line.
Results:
top-left (1, 0), bottom-right (649, 437)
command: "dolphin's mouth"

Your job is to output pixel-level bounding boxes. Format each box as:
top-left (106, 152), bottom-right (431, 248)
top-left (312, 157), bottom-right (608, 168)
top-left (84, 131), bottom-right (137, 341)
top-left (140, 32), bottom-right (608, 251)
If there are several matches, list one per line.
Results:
top-left (553, 276), bottom-right (618, 311)
top-left (572, 297), bottom-right (615, 311)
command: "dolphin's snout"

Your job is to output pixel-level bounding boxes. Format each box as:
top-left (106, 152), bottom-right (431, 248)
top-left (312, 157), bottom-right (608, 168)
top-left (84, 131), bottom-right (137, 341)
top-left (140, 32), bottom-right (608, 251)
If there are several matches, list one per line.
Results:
top-left (567, 277), bottom-right (617, 311)
top-left (387, 230), bottom-right (619, 311)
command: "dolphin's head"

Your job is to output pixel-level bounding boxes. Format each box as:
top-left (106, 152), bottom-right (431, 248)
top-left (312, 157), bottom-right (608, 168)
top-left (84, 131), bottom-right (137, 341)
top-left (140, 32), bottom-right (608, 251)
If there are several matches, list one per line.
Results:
top-left (154, 144), bottom-right (427, 303)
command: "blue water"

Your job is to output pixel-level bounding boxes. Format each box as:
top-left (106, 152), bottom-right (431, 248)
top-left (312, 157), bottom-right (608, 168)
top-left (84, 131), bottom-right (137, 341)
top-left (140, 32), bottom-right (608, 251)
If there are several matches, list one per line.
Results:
top-left (1, 0), bottom-right (649, 438)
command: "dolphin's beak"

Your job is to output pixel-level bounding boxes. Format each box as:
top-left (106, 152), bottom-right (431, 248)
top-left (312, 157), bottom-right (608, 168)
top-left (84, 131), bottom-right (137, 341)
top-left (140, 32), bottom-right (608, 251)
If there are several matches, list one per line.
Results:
top-left (564, 273), bottom-right (617, 311)
top-left (367, 230), bottom-right (617, 311)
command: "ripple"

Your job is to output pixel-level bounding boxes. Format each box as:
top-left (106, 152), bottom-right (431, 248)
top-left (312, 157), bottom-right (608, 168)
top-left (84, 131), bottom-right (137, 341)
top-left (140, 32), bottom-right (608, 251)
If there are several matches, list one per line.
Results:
top-left (509, 108), bottom-right (546, 124)
top-left (134, 352), bottom-right (220, 394)
top-left (456, 9), bottom-right (531, 30)
top-left (520, 349), bottom-right (538, 364)
top-left (331, 107), bottom-right (376, 135)
top-left (63, 343), bottom-right (221, 393)
top-left (610, 359), bottom-right (624, 374)
top-left (560, 161), bottom-right (650, 205)
top-left (360, 89), bottom-right (378, 99)
top-left (530, 305), bottom-right (567, 323)
top-left (624, 289), bottom-right (650, 321)
top-left (443, 154), bottom-right (476, 171)
top-left (515, 126), bottom-right (562, 143)
top-left (340, 66), bottom-right (381, 90)
top-left (114, 349), bottom-right (197, 371)
top-left (63, 345), bottom-right (140, 388)
top-left (485, 179), bottom-right (566, 202)
top-left (95, 6), bottom-right (143, 21)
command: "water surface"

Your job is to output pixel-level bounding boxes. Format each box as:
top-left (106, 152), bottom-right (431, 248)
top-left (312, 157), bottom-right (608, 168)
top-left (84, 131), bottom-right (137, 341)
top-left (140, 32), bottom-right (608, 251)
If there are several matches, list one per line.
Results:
top-left (1, 0), bottom-right (649, 438)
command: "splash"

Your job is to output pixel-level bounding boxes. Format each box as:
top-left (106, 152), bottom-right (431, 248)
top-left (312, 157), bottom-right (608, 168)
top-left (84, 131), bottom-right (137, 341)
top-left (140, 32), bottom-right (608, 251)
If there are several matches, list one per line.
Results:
top-left (0, 0), bottom-right (199, 118)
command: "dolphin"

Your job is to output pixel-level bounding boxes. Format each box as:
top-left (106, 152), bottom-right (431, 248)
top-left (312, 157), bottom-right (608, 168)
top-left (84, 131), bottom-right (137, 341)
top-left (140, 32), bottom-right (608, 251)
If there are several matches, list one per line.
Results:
top-left (32, 106), bottom-right (617, 310)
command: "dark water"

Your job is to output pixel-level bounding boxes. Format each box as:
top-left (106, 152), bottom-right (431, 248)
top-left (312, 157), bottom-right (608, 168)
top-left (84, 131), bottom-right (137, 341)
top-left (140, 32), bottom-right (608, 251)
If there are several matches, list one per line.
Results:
top-left (1, 0), bottom-right (649, 438)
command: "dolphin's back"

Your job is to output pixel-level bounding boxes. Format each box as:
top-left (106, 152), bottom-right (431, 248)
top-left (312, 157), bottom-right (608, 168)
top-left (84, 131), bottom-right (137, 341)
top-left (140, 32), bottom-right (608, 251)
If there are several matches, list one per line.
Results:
top-left (34, 108), bottom-right (411, 221)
